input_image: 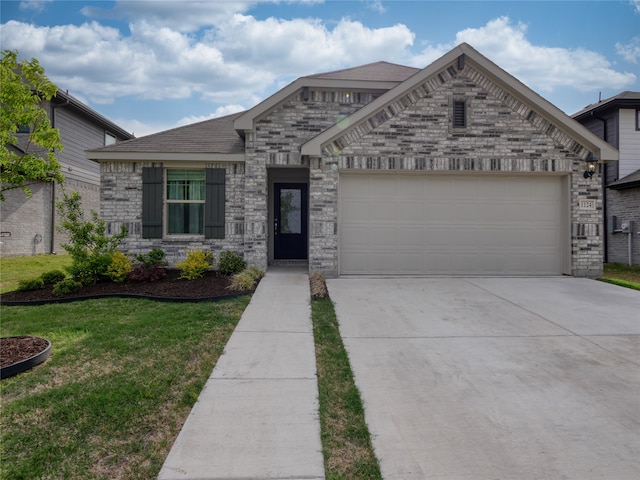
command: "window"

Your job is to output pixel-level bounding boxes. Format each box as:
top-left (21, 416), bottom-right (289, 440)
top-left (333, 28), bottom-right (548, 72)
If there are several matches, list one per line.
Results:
top-left (17, 125), bottom-right (31, 133)
top-left (105, 131), bottom-right (117, 145)
top-left (166, 170), bottom-right (205, 235)
top-left (636, 109), bottom-right (640, 131)
top-left (453, 100), bottom-right (466, 128)
top-left (142, 167), bottom-right (225, 239)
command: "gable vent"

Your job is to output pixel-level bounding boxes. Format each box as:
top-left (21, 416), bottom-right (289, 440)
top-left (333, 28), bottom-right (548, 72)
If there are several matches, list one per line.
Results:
top-left (453, 100), bottom-right (467, 128)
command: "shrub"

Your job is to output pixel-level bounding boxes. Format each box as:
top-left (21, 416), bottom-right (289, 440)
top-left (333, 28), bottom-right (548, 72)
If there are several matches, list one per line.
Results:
top-left (128, 248), bottom-right (167, 282)
top-left (218, 250), bottom-right (246, 276)
top-left (17, 277), bottom-right (45, 291)
top-left (57, 191), bottom-right (127, 285)
top-left (176, 250), bottom-right (214, 280)
top-left (41, 270), bottom-right (66, 285)
top-left (52, 278), bottom-right (83, 297)
top-left (228, 267), bottom-right (264, 292)
top-left (107, 251), bottom-right (132, 283)
top-left (309, 272), bottom-right (329, 300)
top-left (135, 248), bottom-right (167, 268)
top-left (245, 267), bottom-right (265, 282)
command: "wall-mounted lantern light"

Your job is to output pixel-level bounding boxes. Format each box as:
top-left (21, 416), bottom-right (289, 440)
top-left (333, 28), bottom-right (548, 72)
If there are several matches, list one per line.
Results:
top-left (583, 155), bottom-right (597, 179)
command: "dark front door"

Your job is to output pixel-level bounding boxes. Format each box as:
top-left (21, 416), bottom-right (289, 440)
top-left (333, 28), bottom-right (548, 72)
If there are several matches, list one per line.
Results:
top-left (274, 183), bottom-right (308, 259)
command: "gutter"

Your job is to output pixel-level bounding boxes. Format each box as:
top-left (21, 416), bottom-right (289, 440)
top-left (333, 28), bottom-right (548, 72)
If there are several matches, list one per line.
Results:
top-left (49, 94), bottom-right (70, 254)
top-left (591, 112), bottom-right (609, 263)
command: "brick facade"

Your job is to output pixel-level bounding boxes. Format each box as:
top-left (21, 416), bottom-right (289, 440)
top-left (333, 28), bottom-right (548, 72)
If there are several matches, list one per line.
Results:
top-left (100, 161), bottom-right (245, 266)
top-left (607, 188), bottom-right (640, 265)
top-left (97, 46), bottom-right (608, 277)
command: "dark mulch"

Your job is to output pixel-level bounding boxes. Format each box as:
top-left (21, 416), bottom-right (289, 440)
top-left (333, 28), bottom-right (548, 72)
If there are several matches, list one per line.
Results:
top-left (1, 336), bottom-right (49, 368)
top-left (0, 270), bottom-right (238, 304)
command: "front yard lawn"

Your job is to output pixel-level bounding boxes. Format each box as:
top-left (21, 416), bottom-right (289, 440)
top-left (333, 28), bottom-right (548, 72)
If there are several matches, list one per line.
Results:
top-left (601, 263), bottom-right (640, 290)
top-left (0, 296), bottom-right (249, 480)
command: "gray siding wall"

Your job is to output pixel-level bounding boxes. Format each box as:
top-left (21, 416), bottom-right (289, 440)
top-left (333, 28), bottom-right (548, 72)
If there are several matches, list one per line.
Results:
top-left (100, 161), bottom-right (246, 266)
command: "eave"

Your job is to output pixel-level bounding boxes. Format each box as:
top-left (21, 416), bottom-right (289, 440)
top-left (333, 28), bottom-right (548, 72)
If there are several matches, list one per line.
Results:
top-left (87, 151), bottom-right (246, 162)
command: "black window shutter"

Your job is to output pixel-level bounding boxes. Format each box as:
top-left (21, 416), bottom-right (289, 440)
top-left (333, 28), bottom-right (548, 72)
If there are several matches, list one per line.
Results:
top-left (205, 168), bottom-right (225, 239)
top-left (142, 167), bottom-right (163, 238)
top-left (453, 100), bottom-right (466, 128)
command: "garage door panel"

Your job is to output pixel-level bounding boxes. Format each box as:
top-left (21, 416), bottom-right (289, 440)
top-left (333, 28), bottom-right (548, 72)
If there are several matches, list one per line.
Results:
top-left (339, 174), bottom-right (565, 275)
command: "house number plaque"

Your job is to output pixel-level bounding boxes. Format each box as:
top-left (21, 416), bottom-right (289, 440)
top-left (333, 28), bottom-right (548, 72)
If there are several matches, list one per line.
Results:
top-left (579, 199), bottom-right (596, 210)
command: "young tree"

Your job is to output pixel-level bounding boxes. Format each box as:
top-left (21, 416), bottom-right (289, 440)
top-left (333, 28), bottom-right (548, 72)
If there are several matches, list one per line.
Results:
top-left (0, 49), bottom-right (64, 201)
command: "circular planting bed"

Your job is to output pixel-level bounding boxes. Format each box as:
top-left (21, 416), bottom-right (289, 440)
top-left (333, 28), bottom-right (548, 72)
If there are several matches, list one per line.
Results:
top-left (1, 336), bottom-right (52, 379)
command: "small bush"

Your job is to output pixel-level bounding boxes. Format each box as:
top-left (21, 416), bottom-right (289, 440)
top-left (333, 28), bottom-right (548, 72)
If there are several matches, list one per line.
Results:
top-left (17, 277), bottom-right (45, 291)
top-left (310, 272), bottom-right (329, 300)
top-left (107, 251), bottom-right (132, 283)
top-left (218, 251), bottom-right (246, 276)
top-left (41, 270), bottom-right (66, 285)
top-left (66, 254), bottom-right (113, 285)
top-left (245, 267), bottom-right (265, 282)
top-left (127, 264), bottom-right (167, 282)
top-left (176, 250), bottom-right (214, 280)
top-left (228, 267), bottom-right (264, 292)
top-left (52, 278), bottom-right (83, 296)
top-left (128, 248), bottom-right (168, 282)
top-left (135, 248), bottom-right (167, 268)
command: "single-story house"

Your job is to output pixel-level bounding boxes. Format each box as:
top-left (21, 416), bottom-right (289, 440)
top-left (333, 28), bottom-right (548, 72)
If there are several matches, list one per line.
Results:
top-left (572, 91), bottom-right (640, 266)
top-left (87, 43), bottom-right (618, 278)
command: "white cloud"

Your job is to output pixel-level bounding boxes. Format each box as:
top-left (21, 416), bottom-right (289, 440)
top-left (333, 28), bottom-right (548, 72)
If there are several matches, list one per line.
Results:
top-left (367, 1), bottom-right (386, 14)
top-left (631, 0), bottom-right (640, 14)
top-left (413, 17), bottom-right (636, 93)
top-left (80, 0), bottom-right (257, 32)
top-left (616, 36), bottom-right (640, 63)
top-left (19, 0), bottom-right (52, 12)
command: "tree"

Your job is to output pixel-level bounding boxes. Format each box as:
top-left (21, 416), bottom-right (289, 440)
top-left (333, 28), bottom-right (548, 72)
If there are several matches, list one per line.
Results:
top-left (0, 50), bottom-right (64, 201)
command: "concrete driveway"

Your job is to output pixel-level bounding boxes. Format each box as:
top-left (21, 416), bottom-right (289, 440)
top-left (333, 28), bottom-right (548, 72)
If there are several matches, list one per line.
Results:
top-left (326, 277), bottom-right (640, 480)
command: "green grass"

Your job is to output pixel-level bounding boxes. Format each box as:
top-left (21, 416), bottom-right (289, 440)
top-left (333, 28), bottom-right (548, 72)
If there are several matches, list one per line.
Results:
top-left (601, 263), bottom-right (640, 290)
top-left (311, 298), bottom-right (382, 480)
top-left (0, 296), bottom-right (249, 480)
top-left (0, 254), bottom-right (72, 293)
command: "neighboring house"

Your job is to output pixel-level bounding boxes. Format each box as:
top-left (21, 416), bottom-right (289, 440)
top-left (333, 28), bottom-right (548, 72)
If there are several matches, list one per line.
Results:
top-left (1, 90), bottom-right (134, 257)
top-left (572, 92), bottom-right (640, 266)
top-left (88, 43), bottom-right (617, 278)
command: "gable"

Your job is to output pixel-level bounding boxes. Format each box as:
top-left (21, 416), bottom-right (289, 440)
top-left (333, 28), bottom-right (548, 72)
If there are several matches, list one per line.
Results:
top-left (301, 43), bottom-right (618, 163)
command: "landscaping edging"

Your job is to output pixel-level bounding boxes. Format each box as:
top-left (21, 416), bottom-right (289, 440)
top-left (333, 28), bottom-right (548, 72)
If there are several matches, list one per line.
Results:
top-left (1, 337), bottom-right (51, 379)
top-left (0, 291), bottom-right (253, 307)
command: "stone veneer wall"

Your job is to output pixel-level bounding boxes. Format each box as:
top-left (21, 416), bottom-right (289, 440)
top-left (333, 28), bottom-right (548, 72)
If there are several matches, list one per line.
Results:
top-left (100, 161), bottom-right (245, 266)
top-left (243, 89), bottom-right (382, 269)
top-left (307, 63), bottom-right (603, 277)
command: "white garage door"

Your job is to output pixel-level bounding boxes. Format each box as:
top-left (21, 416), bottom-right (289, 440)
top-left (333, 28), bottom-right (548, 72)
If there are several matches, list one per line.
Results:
top-left (339, 174), bottom-right (567, 275)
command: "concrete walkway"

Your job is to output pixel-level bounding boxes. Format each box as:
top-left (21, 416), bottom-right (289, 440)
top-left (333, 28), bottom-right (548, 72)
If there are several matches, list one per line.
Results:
top-left (158, 268), bottom-right (324, 480)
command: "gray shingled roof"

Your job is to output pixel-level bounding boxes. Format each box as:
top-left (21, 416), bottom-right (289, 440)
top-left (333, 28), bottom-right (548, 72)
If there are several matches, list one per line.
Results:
top-left (306, 61), bottom-right (419, 82)
top-left (89, 112), bottom-right (246, 154)
top-left (572, 91), bottom-right (640, 118)
top-left (609, 168), bottom-right (640, 190)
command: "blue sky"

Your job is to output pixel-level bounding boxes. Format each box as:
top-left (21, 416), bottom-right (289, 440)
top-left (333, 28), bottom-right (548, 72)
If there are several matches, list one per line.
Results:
top-left (2, 0), bottom-right (639, 137)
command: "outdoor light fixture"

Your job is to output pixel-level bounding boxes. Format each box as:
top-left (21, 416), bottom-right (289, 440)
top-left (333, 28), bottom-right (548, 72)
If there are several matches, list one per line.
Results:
top-left (583, 155), bottom-right (597, 179)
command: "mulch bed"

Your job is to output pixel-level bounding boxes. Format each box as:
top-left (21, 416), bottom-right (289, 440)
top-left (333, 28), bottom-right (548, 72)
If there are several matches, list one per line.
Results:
top-left (1, 336), bottom-right (49, 368)
top-left (0, 270), bottom-right (238, 304)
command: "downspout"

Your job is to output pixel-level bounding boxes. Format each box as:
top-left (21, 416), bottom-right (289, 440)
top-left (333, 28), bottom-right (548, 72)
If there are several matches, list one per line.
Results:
top-left (592, 112), bottom-right (608, 263)
top-left (49, 93), bottom-right (70, 254)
